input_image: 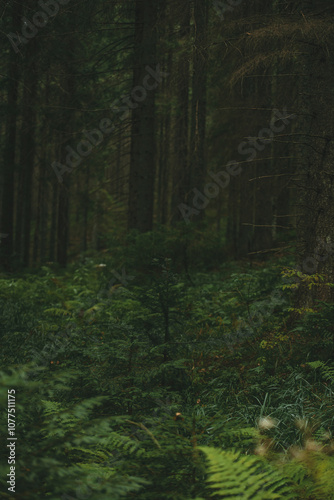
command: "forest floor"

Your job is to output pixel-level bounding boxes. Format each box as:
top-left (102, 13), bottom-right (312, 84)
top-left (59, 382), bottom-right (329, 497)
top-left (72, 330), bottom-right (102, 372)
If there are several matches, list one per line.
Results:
top-left (1, 249), bottom-right (334, 499)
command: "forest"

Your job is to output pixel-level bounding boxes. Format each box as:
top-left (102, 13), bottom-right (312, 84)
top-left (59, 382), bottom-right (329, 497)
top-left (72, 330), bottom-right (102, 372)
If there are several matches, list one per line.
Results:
top-left (1, 0), bottom-right (334, 498)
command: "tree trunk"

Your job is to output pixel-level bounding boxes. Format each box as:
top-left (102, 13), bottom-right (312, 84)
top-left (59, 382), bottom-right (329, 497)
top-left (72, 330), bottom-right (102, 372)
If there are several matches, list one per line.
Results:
top-left (171, 1), bottom-right (191, 223)
top-left (0, 5), bottom-right (21, 268)
top-left (157, 44), bottom-right (172, 225)
top-left (295, 4), bottom-right (334, 306)
top-left (49, 177), bottom-right (58, 262)
top-left (128, 0), bottom-right (159, 232)
top-left (189, 0), bottom-right (209, 202)
top-left (21, 58), bottom-right (38, 267)
top-left (56, 20), bottom-right (77, 267)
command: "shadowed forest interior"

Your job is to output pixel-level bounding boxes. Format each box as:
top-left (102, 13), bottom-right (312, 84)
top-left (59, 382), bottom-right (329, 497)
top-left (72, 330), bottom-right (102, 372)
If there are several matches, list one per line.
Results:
top-left (1, 1), bottom-right (334, 499)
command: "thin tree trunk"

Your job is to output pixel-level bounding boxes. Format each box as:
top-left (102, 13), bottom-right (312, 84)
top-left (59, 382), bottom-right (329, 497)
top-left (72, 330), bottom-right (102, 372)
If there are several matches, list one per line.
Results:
top-left (157, 44), bottom-right (172, 225)
top-left (128, 0), bottom-right (159, 232)
top-left (189, 0), bottom-right (208, 204)
top-left (38, 74), bottom-right (51, 263)
top-left (21, 59), bottom-right (38, 267)
top-left (49, 177), bottom-right (58, 262)
top-left (171, 1), bottom-right (191, 223)
top-left (56, 24), bottom-right (77, 266)
top-left (0, 5), bottom-right (21, 268)
top-left (81, 165), bottom-right (90, 253)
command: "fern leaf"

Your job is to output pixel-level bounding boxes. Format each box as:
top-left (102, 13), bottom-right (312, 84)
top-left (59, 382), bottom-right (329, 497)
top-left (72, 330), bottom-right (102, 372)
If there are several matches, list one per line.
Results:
top-left (199, 446), bottom-right (295, 499)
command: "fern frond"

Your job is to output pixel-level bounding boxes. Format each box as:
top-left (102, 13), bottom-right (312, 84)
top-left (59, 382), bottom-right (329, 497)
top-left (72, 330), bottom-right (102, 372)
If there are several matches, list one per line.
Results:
top-left (307, 361), bottom-right (334, 382)
top-left (44, 307), bottom-right (70, 316)
top-left (106, 431), bottom-right (146, 456)
top-left (310, 453), bottom-right (334, 499)
top-left (199, 446), bottom-right (295, 499)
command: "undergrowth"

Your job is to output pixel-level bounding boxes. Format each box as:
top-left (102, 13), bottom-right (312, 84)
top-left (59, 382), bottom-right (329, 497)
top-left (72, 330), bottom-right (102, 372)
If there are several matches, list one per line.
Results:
top-left (1, 240), bottom-right (334, 498)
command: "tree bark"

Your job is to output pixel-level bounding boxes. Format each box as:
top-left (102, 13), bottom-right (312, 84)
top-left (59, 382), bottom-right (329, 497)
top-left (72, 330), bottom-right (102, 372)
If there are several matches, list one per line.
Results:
top-left (128, 0), bottom-right (159, 232)
top-left (189, 0), bottom-right (209, 202)
top-left (171, 1), bottom-right (191, 223)
top-left (21, 58), bottom-right (38, 267)
top-left (0, 5), bottom-right (21, 268)
top-left (295, 4), bottom-right (334, 306)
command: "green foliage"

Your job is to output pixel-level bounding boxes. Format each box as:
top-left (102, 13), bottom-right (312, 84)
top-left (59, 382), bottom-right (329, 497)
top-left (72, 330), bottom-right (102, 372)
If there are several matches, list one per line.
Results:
top-left (199, 446), bottom-right (294, 499)
top-left (306, 360), bottom-right (334, 382)
top-left (1, 253), bottom-right (334, 498)
top-left (0, 367), bottom-right (148, 499)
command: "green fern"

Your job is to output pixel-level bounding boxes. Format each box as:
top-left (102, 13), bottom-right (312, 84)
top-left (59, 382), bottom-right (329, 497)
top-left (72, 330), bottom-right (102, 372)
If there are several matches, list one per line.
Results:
top-left (280, 445), bottom-right (334, 499)
top-left (67, 446), bottom-right (110, 464)
top-left (311, 454), bottom-right (334, 499)
top-left (307, 360), bottom-right (334, 381)
top-left (41, 399), bottom-right (63, 415)
top-left (44, 307), bottom-right (70, 316)
top-left (106, 431), bottom-right (147, 456)
top-left (199, 446), bottom-right (295, 499)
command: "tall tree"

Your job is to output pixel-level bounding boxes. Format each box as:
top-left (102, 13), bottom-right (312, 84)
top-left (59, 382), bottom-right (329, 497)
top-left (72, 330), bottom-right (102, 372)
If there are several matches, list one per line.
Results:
top-left (189, 0), bottom-right (209, 202)
top-left (295, 1), bottom-right (334, 305)
top-left (171, 0), bottom-right (191, 223)
top-left (0, 3), bottom-right (21, 268)
top-left (21, 53), bottom-right (38, 267)
top-left (128, 0), bottom-right (160, 232)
